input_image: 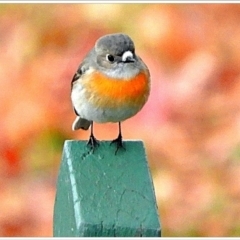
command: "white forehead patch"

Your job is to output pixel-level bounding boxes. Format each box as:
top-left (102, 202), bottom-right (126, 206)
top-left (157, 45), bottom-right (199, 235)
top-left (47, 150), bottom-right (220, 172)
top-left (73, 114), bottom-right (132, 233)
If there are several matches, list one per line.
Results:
top-left (122, 51), bottom-right (133, 62)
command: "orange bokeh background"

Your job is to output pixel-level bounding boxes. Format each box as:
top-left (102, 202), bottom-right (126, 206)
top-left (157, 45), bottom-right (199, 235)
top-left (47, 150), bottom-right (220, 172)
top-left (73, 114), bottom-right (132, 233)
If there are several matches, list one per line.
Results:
top-left (1, 3), bottom-right (240, 237)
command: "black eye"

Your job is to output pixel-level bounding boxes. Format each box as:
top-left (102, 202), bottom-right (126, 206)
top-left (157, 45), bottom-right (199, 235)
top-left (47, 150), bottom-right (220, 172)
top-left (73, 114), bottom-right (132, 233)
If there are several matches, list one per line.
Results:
top-left (106, 54), bottom-right (114, 63)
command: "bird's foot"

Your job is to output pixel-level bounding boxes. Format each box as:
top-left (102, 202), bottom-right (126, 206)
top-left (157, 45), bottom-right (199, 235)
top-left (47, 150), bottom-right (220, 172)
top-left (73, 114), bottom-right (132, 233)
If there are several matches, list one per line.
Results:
top-left (87, 134), bottom-right (99, 153)
top-left (110, 134), bottom-right (126, 155)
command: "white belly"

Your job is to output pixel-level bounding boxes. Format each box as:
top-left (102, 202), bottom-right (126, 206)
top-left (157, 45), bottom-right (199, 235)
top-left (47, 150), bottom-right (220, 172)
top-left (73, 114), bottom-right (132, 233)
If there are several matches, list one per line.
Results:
top-left (71, 83), bottom-right (142, 123)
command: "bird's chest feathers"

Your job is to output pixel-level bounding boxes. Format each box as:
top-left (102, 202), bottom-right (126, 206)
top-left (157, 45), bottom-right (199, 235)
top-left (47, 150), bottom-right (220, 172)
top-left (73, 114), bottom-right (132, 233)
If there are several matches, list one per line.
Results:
top-left (84, 71), bottom-right (150, 108)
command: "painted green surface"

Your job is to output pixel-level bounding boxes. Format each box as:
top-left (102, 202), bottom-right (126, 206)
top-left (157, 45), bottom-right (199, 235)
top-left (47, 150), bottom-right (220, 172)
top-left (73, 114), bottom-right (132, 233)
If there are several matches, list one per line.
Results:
top-left (53, 140), bottom-right (161, 237)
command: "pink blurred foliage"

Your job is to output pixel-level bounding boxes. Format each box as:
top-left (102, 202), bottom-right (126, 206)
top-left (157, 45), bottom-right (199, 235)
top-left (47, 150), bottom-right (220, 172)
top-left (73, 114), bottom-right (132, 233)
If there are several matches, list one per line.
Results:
top-left (1, 3), bottom-right (240, 237)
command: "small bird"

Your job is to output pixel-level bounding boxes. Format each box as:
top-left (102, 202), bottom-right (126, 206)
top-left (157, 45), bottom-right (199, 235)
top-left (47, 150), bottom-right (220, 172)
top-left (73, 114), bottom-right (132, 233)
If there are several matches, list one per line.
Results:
top-left (71, 33), bottom-right (150, 154)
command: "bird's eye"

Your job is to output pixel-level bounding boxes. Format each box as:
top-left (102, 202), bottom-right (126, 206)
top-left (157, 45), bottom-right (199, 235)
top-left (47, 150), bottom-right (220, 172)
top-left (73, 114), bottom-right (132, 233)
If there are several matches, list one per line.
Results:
top-left (106, 54), bottom-right (114, 63)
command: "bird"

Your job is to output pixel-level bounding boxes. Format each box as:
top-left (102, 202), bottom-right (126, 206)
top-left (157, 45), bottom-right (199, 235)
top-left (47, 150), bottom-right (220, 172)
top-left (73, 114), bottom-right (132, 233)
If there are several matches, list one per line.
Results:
top-left (71, 33), bottom-right (150, 154)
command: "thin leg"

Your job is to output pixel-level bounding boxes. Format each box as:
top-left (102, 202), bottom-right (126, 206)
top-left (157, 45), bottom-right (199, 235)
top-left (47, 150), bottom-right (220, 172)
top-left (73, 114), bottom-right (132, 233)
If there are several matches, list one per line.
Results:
top-left (110, 122), bottom-right (125, 154)
top-left (87, 122), bottom-right (99, 152)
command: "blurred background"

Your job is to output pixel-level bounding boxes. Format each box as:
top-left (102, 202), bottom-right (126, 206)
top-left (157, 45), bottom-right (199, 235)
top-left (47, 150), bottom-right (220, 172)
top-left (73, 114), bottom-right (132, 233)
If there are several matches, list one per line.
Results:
top-left (1, 3), bottom-right (240, 237)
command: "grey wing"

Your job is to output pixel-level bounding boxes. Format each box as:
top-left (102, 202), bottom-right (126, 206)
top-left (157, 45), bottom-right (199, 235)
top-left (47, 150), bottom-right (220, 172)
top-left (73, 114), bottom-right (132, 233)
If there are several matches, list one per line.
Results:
top-left (70, 67), bottom-right (91, 130)
top-left (71, 51), bottom-right (93, 130)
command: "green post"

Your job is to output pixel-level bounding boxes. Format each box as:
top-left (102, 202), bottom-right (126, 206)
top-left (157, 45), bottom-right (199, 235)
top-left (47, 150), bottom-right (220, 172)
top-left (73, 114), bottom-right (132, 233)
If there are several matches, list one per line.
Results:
top-left (53, 140), bottom-right (161, 237)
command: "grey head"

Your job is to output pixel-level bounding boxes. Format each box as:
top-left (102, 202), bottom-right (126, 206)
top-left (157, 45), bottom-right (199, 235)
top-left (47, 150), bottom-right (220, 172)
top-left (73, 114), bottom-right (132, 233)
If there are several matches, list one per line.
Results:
top-left (95, 33), bottom-right (135, 58)
top-left (92, 33), bottom-right (142, 79)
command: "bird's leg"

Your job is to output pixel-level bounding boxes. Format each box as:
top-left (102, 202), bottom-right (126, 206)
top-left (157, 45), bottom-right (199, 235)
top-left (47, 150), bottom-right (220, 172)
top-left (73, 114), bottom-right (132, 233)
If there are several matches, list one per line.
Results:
top-left (110, 122), bottom-right (126, 154)
top-left (87, 122), bottom-right (99, 152)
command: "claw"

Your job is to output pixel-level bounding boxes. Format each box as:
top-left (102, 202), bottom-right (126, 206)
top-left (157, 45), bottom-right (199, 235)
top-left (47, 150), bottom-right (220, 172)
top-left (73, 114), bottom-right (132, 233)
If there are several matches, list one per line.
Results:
top-left (110, 122), bottom-right (125, 155)
top-left (87, 122), bottom-right (99, 153)
top-left (87, 134), bottom-right (99, 152)
top-left (110, 134), bottom-right (125, 155)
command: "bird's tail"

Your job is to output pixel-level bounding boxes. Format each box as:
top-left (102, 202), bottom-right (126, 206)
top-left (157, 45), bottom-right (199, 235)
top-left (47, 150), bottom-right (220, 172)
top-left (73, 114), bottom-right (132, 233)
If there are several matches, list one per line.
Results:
top-left (72, 116), bottom-right (91, 131)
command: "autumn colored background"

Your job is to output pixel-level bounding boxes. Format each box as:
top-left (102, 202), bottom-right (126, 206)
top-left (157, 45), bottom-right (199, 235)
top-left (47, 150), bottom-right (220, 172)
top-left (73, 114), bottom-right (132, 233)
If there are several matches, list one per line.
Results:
top-left (1, 3), bottom-right (240, 237)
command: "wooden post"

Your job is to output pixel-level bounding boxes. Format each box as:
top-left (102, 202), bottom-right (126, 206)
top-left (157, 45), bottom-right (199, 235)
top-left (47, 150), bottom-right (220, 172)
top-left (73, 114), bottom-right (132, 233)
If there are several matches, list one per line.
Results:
top-left (53, 140), bottom-right (161, 237)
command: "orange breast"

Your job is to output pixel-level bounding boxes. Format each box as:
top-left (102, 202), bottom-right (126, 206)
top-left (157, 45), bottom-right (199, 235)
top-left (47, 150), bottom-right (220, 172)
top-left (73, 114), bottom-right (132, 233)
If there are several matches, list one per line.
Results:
top-left (84, 71), bottom-right (150, 108)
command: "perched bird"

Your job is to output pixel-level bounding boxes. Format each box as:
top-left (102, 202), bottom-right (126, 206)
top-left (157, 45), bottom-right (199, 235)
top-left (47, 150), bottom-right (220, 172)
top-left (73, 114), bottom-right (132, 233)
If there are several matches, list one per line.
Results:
top-left (71, 33), bottom-right (150, 154)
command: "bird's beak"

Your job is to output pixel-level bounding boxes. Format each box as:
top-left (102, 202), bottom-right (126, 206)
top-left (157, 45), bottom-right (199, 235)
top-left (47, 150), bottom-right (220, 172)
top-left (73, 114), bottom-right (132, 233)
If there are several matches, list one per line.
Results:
top-left (122, 51), bottom-right (135, 63)
top-left (125, 56), bottom-right (135, 63)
